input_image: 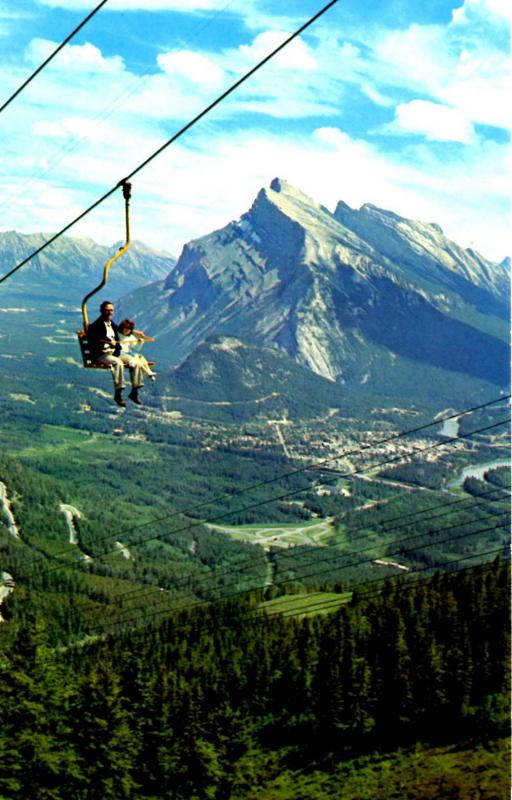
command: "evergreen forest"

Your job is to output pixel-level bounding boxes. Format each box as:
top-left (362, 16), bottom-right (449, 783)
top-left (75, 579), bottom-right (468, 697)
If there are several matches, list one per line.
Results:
top-left (0, 289), bottom-right (510, 799)
top-left (0, 560), bottom-right (509, 799)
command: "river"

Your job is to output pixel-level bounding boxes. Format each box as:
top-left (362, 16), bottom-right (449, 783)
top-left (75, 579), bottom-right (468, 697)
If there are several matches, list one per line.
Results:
top-left (449, 459), bottom-right (510, 488)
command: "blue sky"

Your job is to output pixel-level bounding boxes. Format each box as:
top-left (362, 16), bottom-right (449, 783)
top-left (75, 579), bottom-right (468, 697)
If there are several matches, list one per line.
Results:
top-left (0, 0), bottom-right (509, 261)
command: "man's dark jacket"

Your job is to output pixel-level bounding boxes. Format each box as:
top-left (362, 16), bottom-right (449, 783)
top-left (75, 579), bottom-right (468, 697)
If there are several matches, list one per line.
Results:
top-left (87, 317), bottom-right (121, 362)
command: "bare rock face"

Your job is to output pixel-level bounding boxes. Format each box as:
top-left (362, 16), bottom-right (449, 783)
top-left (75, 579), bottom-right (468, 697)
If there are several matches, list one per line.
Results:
top-left (333, 200), bottom-right (509, 299)
top-left (119, 178), bottom-right (510, 390)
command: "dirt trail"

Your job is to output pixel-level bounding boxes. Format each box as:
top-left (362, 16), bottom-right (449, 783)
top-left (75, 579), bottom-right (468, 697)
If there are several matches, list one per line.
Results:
top-left (0, 481), bottom-right (20, 539)
top-left (115, 541), bottom-right (132, 560)
top-left (59, 503), bottom-right (92, 563)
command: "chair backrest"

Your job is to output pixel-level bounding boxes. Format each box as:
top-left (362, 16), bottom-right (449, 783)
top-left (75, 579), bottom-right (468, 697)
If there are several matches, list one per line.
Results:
top-left (76, 333), bottom-right (109, 369)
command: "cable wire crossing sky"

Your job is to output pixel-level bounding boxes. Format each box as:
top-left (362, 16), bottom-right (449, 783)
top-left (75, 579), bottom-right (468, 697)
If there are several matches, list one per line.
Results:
top-left (0, 0), bottom-right (108, 113)
top-left (0, 0), bottom-right (510, 261)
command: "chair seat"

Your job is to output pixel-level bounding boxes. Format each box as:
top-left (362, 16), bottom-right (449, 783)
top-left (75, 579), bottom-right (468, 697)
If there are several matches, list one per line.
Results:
top-left (77, 333), bottom-right (156, 370)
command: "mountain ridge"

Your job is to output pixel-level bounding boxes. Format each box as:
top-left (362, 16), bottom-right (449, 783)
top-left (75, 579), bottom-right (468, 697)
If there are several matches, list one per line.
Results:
top-left (118, 178), bottom-right (509, 395)
top-left (1, 179), bottom-right (508, 400)
top-left (0, 230), bottom-right (175, 299)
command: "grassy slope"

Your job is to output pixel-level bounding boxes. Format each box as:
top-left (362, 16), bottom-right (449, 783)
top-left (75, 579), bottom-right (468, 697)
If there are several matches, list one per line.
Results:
top-left (232, 738), bottom-right (510, 800)
top-left (259, 591), bottom-right (351, 617)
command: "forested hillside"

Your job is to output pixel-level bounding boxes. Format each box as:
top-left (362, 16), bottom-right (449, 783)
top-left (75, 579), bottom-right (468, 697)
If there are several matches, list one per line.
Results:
top-left (1, 1), bottom-right (510, 798)
top-left (0, 560), bottom-right (509, 799)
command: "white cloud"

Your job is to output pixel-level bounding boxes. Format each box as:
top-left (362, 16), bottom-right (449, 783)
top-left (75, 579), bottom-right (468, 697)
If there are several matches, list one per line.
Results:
top-left (26, 38), bottom-right (125, 74)
top-left (0, 4), bottom-right (31, 19)
top-left (375, 24), bottom-right (450, 92)
top-left (390, 100), bottom-right (475, 143)
top-left (14, 27), bottom-right (331, 132)
top-left (132, 31), bottom-right (330, 121)
top-left (32, 120), bottom-right (67, 138)
top-left (0, 1), bottom-right (509, 270)
top-left (442, 49), bottom-right (510, 130)
top-left (452, 0), bottom-right (512, 25)
top-left (5, 119), bottom-right (507, 262)
top-left (157, 50), bottom-right (224, 87)
top-left (486, 0), bottom-right (512, 17)
top-left (371, 5), bottom-right (510, 132)
top-left (0, 5), bottom-right (33, 39)
top-left (360, 83), bottom-right (394, 108)
top-left (32, 116), bottom-right (110, 143)
top-left (236, 31), bottom-right (318, 71)
top-left (210, 30), bottom-right (338, 120)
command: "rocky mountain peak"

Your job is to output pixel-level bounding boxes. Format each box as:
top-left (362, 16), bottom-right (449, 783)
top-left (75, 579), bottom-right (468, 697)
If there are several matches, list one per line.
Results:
top-left (247, 178), bottom-right (372, 271)
top-left (119, 178), bottom-right (509, 392)
top-left (337, 200), bottom-right (444, 239)
top-left (333, 198), bottom-right (508, 296)
top-left (267, 176), bottom-right (323, 209)
top-left (269, 176), bottom-right (290, 193)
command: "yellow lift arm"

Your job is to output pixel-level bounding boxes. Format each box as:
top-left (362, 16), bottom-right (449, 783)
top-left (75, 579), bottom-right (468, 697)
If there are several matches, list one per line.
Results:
top-left (77, 181), bottom-right (132, 368)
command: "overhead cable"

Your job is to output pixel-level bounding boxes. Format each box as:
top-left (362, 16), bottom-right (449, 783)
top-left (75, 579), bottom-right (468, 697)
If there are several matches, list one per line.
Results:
top-left (75, 423), bottom-right (510, 626)
top-left (9, 406), bottom-right (508, 629)
top-left (59, 417), bottom-right (511, 569)
top-left (88, 533), bottom-right (508, 636)
top-left (89, 484), bottom-right (509, 621)
top-left (90, 513), bottom-right (509, 631)
top-left (38, 395), bottom-right (510, 569)
top-left (0, 0), bottom-right (241, 221)
top-left (261, 546), bottom-right (508, 619)
top-left (0, 0), bottom-right (340, 286)
top-left (0, 1), bottom-right (109, 115)
top-left (64, 552), bottom-right (505, 649)
top-left (40, 414), bottom-right (510, 609)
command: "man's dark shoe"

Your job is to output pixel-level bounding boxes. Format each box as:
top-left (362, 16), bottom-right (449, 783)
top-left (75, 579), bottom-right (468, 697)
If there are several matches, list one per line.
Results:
top-left (129, 388), bottom-right (143, 405)
top-left (114, 389), bottom-right (127, 407)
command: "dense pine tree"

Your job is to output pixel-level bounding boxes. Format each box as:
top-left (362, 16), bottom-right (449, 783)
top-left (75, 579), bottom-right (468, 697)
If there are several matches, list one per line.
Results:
top-left (0, 561), bottom-right (509, 798)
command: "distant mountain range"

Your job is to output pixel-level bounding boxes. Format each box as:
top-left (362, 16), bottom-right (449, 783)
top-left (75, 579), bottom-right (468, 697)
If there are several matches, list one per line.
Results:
top-left (1, 180), bottom-right (509, 408)
top-left (118, 178), bottom-right (509, 397)
top-left (0, 231), bottom-right (174, 300)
